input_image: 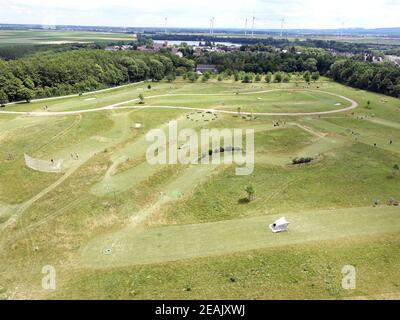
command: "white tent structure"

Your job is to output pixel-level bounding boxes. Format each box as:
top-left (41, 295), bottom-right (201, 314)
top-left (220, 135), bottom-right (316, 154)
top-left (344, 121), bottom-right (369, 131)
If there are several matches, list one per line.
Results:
top-left (269, 217), bottom-right (290, 233)
top-left (24, 154), bottom-right (63, 173)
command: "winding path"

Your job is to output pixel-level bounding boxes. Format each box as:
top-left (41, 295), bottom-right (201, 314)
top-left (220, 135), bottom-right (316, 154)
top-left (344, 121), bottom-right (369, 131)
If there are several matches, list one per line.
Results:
top-left (0, 90), bottom-right (358, 117)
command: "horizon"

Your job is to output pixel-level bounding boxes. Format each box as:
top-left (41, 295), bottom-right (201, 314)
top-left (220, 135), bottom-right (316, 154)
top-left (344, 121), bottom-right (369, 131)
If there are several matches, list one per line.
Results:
top-left (1, 0), bottom-right (400, 30)
top-left (2, 23), bottom-right (400, 31)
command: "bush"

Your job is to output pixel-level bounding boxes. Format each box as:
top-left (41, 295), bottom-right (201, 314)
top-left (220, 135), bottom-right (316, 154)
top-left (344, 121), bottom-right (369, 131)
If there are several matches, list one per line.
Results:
top-left (292, 157), bottom-right (314, 165)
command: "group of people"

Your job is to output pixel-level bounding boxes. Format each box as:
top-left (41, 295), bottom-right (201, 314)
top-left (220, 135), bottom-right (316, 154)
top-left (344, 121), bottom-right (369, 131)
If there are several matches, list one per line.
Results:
top-left (349, 128), bottom-right (394, 147)
top-left (273, 120), bottom-right (286, 127)
top-left (70, 153), bottom-right (80, 160)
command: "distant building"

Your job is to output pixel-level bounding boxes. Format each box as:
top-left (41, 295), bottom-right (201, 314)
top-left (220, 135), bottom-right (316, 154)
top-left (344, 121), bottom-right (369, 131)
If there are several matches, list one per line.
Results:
top-left (196, 64), bottom-right (218, 74)
top-left (137, 41), bottom-right (169, 53)
top-left (386, 55), bottom-right (400, 67)
top-left (171, 47), bottom-right (183, 57)
top-left (105, 45), bottom-right (133, 52)
top-left (105, 46), bottom-right (120, 52)
top-left (364, 53), bottom-right (384, 63)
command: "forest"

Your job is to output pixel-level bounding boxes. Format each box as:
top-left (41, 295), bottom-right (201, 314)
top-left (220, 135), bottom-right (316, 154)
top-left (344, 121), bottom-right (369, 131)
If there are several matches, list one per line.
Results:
top-left (196, 46), bottom-right (335, 74)
top-left (329, 59), bottom-right (400, 97)
top-left (0, 49), bottom-right (194, 105)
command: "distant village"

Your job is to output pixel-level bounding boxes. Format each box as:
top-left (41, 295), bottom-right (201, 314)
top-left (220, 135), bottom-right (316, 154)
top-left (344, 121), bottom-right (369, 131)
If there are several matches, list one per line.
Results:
top-left (105, 39), bottom-right (241, 57)
top-left (105, 34), bottom-right (400, 69)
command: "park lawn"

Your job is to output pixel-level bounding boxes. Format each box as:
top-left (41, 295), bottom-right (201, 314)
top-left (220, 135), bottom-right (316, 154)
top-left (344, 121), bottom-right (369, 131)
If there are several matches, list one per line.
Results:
top-left (156, 142), bottom-right (400, 225)
top-left (51, 232), bottom-right (400, 300)
top-left (0, 79), bottom-right (399, 300)
top-left (254, 126), bottom-right (315, 155)
top-left (144, 89), bottom-right (349, 113)
top-left (0, 153), bottom-right (186, 299)
top-left (81, 206), bottom-right (400, 268)
top-left (322, 117), bottom-right (400, 143)
top-left (0, 112), bottom-right (114, 203)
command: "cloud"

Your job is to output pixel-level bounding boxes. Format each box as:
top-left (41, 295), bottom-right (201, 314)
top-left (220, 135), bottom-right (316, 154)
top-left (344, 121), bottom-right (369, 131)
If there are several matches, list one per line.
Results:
top-left (0, 0), bottom-right (399, 29)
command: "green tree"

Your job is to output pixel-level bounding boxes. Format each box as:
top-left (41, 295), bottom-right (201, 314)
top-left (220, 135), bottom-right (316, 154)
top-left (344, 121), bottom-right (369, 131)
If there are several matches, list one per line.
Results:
top-left (245, 185), bottom-right (255, 202)
top-left (138, 94), bottom-right (145, 104)
top-left (0, 90), bottom-right (8, 107)
top-left (148, 59), bottom-right (165, 81)
top-left (304, 58), bottom-right (318, 72)
top-left (303, 71), bottom-right (311, 83)
top-left (166, 74), bottom-right (176, 83)
top-left (187, 71), bottom-right (198, 83)
top-left (283, 73), bottom-right (292, 83)
top-left (202, 71), bottom-right (211, 82)
top-left (311, 71), bottom-right (320, 82)
top-left (242, 73), bottom-right (253, 83)
top-left (265, 72), bottom-right (273, 83)
top-left (23, 77), bottom-right (35, 90)
top-left (17, 87), bottom-right (34, 103)
top-left (274, 72), bottom-right (283, 83)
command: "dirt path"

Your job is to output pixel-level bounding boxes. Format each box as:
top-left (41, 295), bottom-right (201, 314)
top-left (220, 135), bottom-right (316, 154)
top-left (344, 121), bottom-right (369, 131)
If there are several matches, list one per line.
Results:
top-left (0, 90), bottom-right (359, 117)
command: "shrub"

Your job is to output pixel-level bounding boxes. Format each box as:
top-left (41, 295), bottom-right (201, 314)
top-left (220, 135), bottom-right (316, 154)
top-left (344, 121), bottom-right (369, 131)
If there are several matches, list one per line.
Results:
top-left (292, 157), bottom-right (314, 165)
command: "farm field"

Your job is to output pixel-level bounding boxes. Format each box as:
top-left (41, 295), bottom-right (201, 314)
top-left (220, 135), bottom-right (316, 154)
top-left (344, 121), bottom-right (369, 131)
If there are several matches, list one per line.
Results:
top-left (162, 31), bottom-right (400, 46)
top-left (0, 30), bottom-right (135, 45)
top-left (0, 78), bottom-right (399, 300)
top-left (1, 30), bottom-right (399, 48)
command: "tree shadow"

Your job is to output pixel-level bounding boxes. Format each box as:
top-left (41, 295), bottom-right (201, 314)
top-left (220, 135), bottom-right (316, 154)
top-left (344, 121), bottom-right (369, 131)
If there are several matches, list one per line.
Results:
top-left (238, 198), bottom-right (250, 204)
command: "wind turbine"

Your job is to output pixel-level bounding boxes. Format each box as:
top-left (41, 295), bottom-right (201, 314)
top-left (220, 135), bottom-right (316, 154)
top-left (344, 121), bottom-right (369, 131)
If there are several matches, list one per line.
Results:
top-left (340, 21), bottom-right (345, 39)
top-left (164, 17), bottom-right (168, 34)
top-left (251, 16), bottom-right (255, 38)
top-left (245, 18), bottom-right (248, 36)
top-left (280, 18), bottom-right (285, 38)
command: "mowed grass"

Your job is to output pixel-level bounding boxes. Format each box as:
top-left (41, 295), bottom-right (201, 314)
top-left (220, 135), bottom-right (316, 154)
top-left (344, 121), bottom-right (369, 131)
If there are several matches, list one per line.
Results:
top-left (154, 141), bottom-right (400, 225)
top-left (254, 126), bottom-right (315, 155)
top-left (0, 79), bottom-right (399, 300)
top-left (0, 113), bottom-right (113, 203)
top-left (5, 81), bottom-right (173, 113)
top-left (55, 232), bottom-right (400, 299)
top-left (82, 207), bottom-right (400, 268)
top-left (143, 89), bottom-right (350, 113)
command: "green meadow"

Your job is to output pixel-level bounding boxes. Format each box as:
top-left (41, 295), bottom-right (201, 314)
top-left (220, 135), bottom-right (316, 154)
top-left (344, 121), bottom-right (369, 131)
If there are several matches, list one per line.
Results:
top-left (0, 78), bottom-right (399, 300)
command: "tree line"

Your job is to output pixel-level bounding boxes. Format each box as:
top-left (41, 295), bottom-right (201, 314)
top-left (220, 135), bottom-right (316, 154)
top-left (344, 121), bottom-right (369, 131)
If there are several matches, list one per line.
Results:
top-left (0, 49), bottom-right (194, 105)
top-left (195, 46), bottom-right (334, 75)
top-left (150, 33), bottom-right (395, 54)
top-left (329, 59), bottom-right (400, 97)
top-left (195, 45), bottom-right (400, 98)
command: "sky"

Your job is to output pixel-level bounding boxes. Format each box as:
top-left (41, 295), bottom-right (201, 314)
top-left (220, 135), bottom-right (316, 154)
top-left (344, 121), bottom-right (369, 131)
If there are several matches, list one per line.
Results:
top-left (1, 0), bottom-right (400, 30)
